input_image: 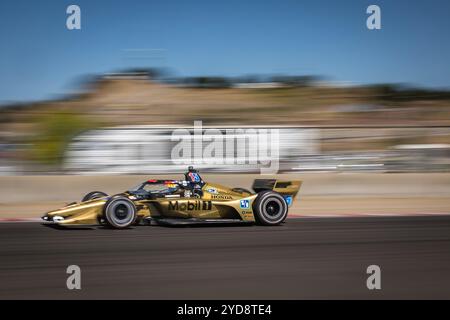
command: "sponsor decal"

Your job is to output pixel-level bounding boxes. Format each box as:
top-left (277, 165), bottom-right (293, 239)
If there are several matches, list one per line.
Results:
top-left (283, 195), bottom-right (293, 206)
top-left (206, 187), bottom-right (218, 194)
top-left (168, 200), bottom-right (212, 211)
top-left (188, 172), bottom-right (201, 182)
top-left (211, 194), bottom-right (233, 200)
top-left (240, 199), bottom-right (250, 209)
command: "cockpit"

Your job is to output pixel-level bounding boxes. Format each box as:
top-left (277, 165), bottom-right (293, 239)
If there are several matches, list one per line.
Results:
top-left (127, 167), bottom-right (204, 199)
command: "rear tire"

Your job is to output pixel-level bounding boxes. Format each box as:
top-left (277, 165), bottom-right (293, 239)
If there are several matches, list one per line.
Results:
top-left (82, 191), bottom-right (108, 202)
top-left (253, 191), bottom-right (288, 225)
top-left (103, 196), bottom-right (137, 229)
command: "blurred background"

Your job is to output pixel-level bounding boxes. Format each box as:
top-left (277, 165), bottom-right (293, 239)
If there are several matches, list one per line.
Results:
top-left (2, 1), bottom-right (450, 301)
top-left (0, 0), bottom-right (449, 217)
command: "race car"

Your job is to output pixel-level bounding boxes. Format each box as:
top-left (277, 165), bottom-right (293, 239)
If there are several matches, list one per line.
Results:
top-left (42, 167), bottom-right (302, 229)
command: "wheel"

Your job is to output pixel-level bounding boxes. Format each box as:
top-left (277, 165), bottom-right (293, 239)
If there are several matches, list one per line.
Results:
top-left (253, 191), bottom-right (288, 225)
top-left (82, 191), bottom-right (108, 202)
top-left (103, 196), bottom-right (137, 229)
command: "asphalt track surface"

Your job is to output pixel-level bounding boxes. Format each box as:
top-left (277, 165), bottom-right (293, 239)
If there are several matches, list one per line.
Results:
top-left (1, 216), bottom-right (450, 299)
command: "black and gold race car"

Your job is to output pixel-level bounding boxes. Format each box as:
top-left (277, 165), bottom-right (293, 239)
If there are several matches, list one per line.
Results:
top-left (42, 167), bottom-right (301, 229)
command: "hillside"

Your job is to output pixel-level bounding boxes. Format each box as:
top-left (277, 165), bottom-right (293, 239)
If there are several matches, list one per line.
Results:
top-left (2, 77), bottom-right (450, 132)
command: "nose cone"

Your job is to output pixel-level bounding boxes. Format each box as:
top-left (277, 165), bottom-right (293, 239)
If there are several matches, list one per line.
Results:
top-left (41, 199), bottom-right (106, 225)
top-left (44, 207), bottom-right (70, 218)
top-left (42, 208), bottom-right (68, 222)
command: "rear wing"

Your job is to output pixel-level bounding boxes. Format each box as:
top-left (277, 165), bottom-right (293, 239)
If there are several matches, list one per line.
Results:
top-left (252, 179), bottom-right (302, 206)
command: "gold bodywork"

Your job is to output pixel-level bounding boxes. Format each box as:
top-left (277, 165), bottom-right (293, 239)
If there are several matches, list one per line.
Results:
top-left (43, 180), bottom-right (301, 227)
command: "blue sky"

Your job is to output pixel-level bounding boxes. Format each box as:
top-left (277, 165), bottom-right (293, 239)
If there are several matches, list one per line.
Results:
top-left (1, 0), bottom-right (450, 104)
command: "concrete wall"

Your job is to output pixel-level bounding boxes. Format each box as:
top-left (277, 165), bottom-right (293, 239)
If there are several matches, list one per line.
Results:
top-left (1, 173), bottom-right (449, 204)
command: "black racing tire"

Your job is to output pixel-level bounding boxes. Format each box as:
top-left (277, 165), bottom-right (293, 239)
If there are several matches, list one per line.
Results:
top-left (253, 191), bottom-right (288, 225)
top-left (103, 196), bottom-right (137, 229)
top-left (82, 191), bottom-right (108, 202)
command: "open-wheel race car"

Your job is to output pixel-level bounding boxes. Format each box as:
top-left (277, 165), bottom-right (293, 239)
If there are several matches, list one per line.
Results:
top-left (42, 167), bottom-right (301, 229)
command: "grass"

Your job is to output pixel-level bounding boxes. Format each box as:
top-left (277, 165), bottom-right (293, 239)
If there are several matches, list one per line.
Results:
top-left (30, 110), bottom-right (97, 166)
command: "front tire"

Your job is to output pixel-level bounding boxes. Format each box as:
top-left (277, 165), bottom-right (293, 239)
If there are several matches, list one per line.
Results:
top-left (103, 196), bottom-right (137, 229)
top-left (253, 191), bottom-right (288, 225)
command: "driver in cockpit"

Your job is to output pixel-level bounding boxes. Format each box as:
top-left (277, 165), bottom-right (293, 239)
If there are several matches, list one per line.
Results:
top-left (182, 166), bottom-right (204, 198)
